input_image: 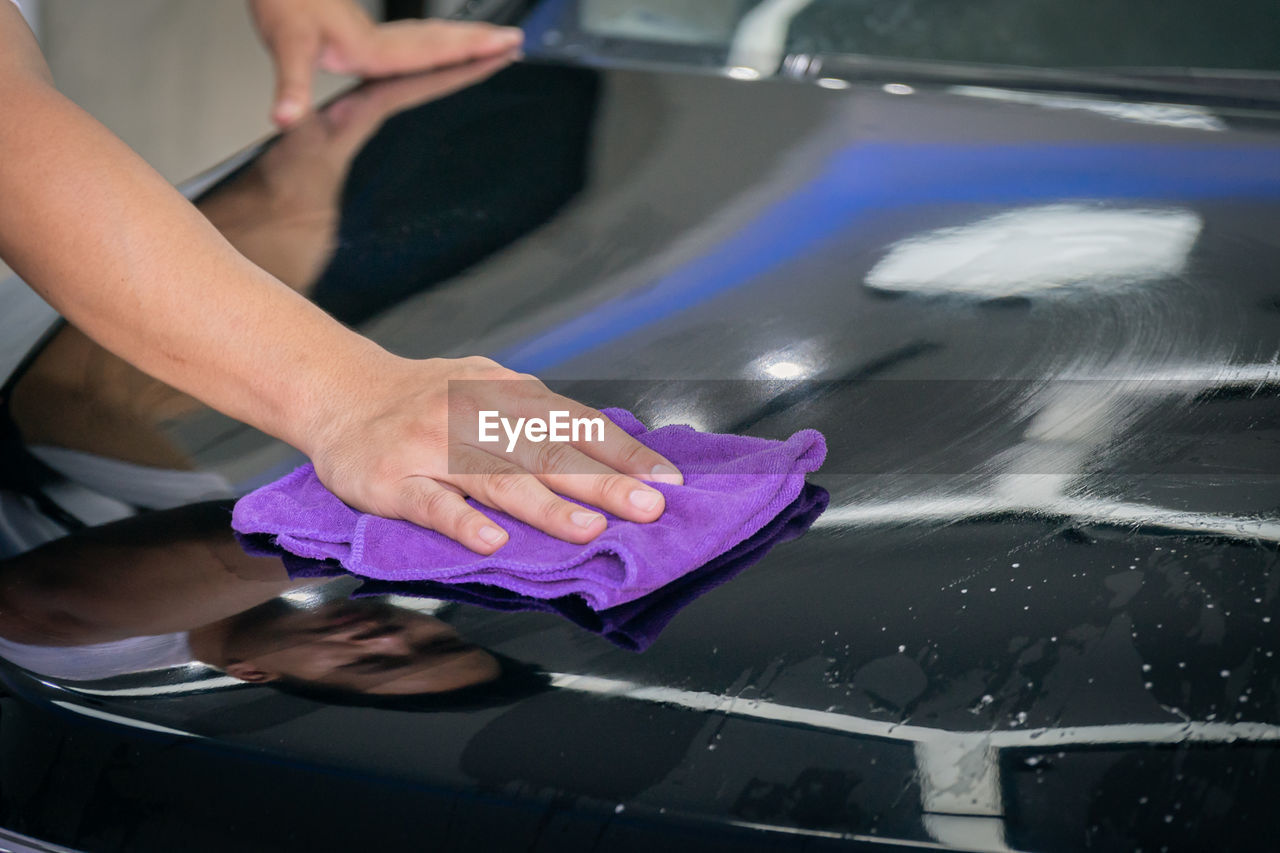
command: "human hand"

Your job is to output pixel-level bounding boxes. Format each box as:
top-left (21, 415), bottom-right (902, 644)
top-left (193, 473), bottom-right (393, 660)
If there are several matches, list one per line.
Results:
top-left (247, 0), bottom-right (523, 127)
top-left (303, 355), bottom-right (684, 555)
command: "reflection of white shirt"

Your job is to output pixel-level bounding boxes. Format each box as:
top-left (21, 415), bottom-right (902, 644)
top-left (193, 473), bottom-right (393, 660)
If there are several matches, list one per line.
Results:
top-left (0, 444), bottom-right (229, 676)
top-left (0, 632), bottom-right (194, 682)
top-left (0, 446), bottom-right (235, 559)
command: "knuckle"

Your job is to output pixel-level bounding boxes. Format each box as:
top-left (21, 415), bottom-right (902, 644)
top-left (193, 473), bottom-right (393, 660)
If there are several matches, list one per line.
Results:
top-left (448, 392), bottom-right (481, 424)
top-left (410, 418), bottom-right (450, 448)
top-left (461, 355), bottom-right (498, 373)
top-left (598, 472), bottom-right (636, 502)
top-left (615, 440), bottom-right (650, 471)
top-left (404, 486), bottom-right (459, 524)
top-left (536, 441), bottom-right (578, 476)
top-left (535, 495), bottom-right (568, 527)
top-left (486, 468), bottom-right (529, 501)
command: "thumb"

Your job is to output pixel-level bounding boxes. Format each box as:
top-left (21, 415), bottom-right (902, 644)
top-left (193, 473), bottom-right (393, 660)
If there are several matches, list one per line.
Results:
top-left (268, 27), bottom-right (320, 127)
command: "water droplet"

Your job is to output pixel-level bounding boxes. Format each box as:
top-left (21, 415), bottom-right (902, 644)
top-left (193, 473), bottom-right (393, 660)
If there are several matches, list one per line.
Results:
top-left (1221, 670), bottom-right (1231, 678)
top-left (1012, 563), bottom-right (1021, 568)
top-left (615, 804), bottom-right (625, 814)
top-left (897, 644), bottom-right (906, 653)
top-left (1142, 664), bottom-right (1152, 672)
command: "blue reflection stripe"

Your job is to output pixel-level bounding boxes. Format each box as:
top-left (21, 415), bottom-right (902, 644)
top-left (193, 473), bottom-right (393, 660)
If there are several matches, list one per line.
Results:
top-left (493, 143), bottom-right (1280, 372)
top-left (517, 0), bottom-right (571, 48)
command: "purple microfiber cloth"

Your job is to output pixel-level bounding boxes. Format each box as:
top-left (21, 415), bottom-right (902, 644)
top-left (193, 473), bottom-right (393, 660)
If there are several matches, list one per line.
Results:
top-left (231, 408), bottom-right (826, 610)
top-left (354, 484), bottom-right (829, 650)
top-left (236, 484), bottom-right (827, 651)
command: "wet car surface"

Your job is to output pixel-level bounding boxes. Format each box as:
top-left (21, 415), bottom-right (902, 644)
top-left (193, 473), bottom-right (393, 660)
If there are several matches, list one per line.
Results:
top-left (1, 26), bottom-right (1279, 853)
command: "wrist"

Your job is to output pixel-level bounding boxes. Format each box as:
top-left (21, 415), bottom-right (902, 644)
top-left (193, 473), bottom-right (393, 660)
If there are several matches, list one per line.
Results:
top-left (285, 341), bottom-right (411, 461)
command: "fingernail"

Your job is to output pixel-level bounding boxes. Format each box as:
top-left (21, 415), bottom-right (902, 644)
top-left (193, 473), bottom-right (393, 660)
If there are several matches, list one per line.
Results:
top-left (478, 525), bottom-right (507, 545)
top-left (571, 510), bottom-right (604, 529)
top-left (649, 463), bottom-right (683, 485)
top-left (276, 98), bottom-right (303, 123)
top-left (629, 489), bottom-right (662, 512)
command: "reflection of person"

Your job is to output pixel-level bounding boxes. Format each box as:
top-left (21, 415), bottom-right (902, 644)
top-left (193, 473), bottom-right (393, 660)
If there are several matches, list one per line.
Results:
top-left (0, 502), bottom-right (508, 699)
top-left (205, 597), bottom-right (501, 696)
top-left (199, 56), bottom-right (521, 298)
top-left (0, 0), bottom-right (683, 557)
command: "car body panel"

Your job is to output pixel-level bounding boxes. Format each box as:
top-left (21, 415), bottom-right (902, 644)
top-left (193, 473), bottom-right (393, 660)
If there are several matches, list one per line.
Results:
top-left (1, 53), bottom-right (1279, 852)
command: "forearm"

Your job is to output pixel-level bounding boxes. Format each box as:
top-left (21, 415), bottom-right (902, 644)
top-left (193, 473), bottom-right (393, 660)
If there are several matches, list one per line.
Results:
top-left (0, 16), bottom-right (385, 454)
top-left (0, 6), bottom-right (682, 554)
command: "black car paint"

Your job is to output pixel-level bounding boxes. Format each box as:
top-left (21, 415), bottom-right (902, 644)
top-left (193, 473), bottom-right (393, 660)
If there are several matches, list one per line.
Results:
top-left (1, 53), bottom-right (1279, 852)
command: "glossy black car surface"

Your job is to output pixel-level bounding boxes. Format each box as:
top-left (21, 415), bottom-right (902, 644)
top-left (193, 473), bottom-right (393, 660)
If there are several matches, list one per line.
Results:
top-left (1, 6), bottom-right (1279, 851)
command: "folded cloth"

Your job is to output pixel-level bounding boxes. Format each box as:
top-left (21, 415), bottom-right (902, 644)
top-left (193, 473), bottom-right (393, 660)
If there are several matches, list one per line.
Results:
top-left (231, 408), bottom-right (826, 610)
top-left (354, 484), bottom-right (829, 651)
top-left (237, 484), bottom-right (827, 651)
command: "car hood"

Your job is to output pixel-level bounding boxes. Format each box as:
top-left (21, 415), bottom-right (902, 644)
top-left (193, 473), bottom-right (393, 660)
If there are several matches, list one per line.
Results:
top-left (2, 57), bottom-right (1280, 852)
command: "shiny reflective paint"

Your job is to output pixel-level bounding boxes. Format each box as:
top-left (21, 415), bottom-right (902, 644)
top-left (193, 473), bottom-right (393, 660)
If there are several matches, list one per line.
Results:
top-left (1, 53), bottom-right (1279, 852)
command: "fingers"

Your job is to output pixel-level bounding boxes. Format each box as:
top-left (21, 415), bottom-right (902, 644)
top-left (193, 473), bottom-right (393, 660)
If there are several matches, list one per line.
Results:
top-left (308, 355), bottom-right (685, 555)
top-left (393, 476), bottom-right (509, 555)
top-left (551, 398), bottom-right (684, 487)
top-left (266, 26), bottom-right (320, 127)
top-left (497, 432), bottom-right (669, 525)
top-left (448, 445), bottom-right (611, 546)
top-left (353, 20), bottom-right (523, 77)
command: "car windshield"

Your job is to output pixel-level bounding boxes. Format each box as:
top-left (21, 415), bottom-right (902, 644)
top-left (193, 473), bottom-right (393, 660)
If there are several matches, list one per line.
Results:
top-left (517, 0), bottom-right (1280, 87)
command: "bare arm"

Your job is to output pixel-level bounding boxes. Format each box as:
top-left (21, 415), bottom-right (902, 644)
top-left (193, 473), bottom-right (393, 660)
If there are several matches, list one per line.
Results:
top-left (0, 6), bottom-right (382, 462)
top-left (0, 6), bottom-right (682, 555)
